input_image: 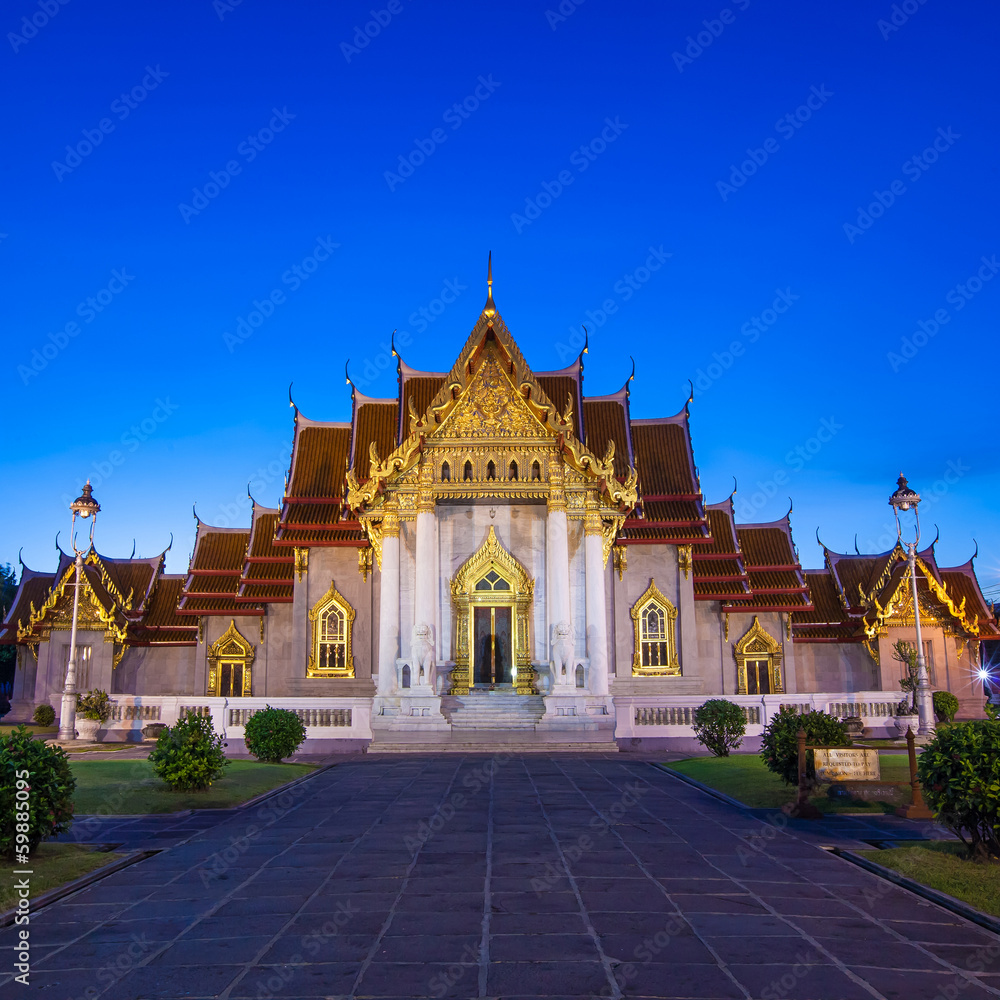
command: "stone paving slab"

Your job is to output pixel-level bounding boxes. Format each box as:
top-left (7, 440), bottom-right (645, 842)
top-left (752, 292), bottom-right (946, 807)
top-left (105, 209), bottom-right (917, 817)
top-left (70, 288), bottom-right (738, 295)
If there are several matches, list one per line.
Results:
top-left (2, 755), bottom-right (998, 999)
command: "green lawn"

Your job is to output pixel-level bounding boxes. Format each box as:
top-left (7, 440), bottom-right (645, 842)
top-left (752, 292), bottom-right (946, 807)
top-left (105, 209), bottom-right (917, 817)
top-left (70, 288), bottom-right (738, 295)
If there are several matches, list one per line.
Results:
top-left (667, 753), bottom-right (913, 813)
top-left (71, 759), bottom-right (316, 814)
top-left (858, 842), bottom-right (1000, 917)
top-left (0, 844), bottom-right (126, 913)
top-left (1, 725), bottom-right (57, 738)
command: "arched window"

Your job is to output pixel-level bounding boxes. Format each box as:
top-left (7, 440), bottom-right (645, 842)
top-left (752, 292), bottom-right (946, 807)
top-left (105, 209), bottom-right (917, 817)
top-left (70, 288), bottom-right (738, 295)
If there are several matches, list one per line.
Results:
top-left (464, 460), bottom-right (473, 481)
top-left (441, 461), bottom-right (451, 482)
top-left (509, 460), bottom-right (518, 480)
top-left (734, 617), bottom-right (783, 694)
top-left (531, 460), bottom-right (541, 481)
top-left (487, 460), bottom-right (496, 480)
top-left (630, 580), bottom-right (679, 676)
top-left (308, 582), bottom-right (356, 677)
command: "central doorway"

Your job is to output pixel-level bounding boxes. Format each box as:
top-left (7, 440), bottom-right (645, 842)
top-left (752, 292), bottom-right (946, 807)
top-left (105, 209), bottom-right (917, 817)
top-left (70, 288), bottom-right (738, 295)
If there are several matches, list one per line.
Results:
top-left (473, 605), bottom-right (513, 687)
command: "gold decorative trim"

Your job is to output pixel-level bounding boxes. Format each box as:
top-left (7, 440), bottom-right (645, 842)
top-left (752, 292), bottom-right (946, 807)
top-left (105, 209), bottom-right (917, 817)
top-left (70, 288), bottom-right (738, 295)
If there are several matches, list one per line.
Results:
top-left (630, 579), bottom-right (680, 676)
top-left (734, 616), bottom-right (783, 695)
top-left (613, 544), bottom-right (628, 581)
top-left (358, 546), bottom-right (373, 582)
top-left (677, 544), bottom-right (692, 581)
top-left (294, 547), bottom-right (308, 581)
top-left (450, 526), bottom-right (534, 695)
top-left (307, 581), bottom-right (356, 678)
top-left (207, 620), bottom-right (255, 696)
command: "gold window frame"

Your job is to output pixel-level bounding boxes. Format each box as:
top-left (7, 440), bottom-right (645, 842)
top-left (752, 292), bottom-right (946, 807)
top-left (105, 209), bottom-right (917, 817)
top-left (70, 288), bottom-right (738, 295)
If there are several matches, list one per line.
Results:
top-left (207, 620), bottom-right (255, 696)
top-left (308, 581), bottom-right (356, 678)
top-left (630, 579), bottom-right (680, 675)
top-left (734, 616), bottom-right (783, 694)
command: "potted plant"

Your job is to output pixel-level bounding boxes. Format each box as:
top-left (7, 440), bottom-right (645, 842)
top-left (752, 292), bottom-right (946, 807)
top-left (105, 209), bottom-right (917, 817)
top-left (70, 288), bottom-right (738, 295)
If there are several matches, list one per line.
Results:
top-left (75, 689), bottom-right (112, 742)
top-left (842, 715), bottom-right (865, 738)
top-left (893, 699), bottom-right (920, 737)
top-left (891, 640), bottom-right (920, 736)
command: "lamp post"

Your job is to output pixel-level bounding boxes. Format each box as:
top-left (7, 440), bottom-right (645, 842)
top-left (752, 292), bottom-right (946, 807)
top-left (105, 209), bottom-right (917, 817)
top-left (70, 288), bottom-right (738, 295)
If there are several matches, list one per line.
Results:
top-left (57, 482), bottom-right (101, 742)
top-left (888, 474), bottom-right (934, 737)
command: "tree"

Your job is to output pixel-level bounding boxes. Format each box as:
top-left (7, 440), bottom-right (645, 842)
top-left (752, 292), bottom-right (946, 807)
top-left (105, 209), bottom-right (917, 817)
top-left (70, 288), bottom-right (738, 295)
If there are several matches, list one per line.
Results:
top-left (892, 639), bottom-right (919, 713)
top-left (0, 563), bottom-right (18, 696)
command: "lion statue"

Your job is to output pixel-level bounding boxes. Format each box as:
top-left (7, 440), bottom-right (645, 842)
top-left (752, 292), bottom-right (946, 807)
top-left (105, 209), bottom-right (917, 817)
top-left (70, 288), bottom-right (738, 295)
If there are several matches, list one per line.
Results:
top-left (410, 624), bottom-right (435, 688)
top-left (549, 621), bottom-right (574, 687)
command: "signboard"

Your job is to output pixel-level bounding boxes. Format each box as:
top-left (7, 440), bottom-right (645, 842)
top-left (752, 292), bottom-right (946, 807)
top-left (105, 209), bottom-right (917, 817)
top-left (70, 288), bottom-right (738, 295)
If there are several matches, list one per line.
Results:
top-left (813, 747), bottom-right (880, 783)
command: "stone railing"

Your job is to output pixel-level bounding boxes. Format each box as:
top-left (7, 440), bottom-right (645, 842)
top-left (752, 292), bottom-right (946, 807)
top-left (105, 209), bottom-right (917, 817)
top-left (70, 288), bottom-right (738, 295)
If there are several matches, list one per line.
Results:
top-left (617, 691), bottom-right (904, 738)
top-left (101, 696), bottom-right (372, 740)
top-left (227, 707), bottom-right (352, 728)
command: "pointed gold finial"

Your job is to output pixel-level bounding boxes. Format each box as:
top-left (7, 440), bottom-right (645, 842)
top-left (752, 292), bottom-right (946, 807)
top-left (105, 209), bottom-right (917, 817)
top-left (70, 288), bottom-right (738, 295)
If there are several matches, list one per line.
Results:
top-left (483, 251), bottom-right (495, 317)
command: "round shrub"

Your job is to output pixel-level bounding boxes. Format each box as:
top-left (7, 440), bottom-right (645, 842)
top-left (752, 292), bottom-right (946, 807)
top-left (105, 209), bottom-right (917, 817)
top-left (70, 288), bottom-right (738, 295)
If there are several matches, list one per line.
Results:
top-left (32, 704), bottom-right (56, 727)
top-left (760, 707), bottom-right (850, 787)
top-left (0, 724), bottom-right (75, 858)
top-left (244, 706), bottom-right (307, 763)
top-left (149, 712), bottom-right (229, 791)
top-left (932, 690), bottom-right (960, 725)
top-left (917, 720), bottom-right (1000, 860)
top-left (692, 699), bottom-right (747, 757)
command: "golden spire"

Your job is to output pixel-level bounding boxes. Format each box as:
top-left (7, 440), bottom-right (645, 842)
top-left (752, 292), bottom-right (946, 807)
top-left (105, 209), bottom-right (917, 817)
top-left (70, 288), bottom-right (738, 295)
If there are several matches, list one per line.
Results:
top-left (483, 251), bottom-right (496, 318)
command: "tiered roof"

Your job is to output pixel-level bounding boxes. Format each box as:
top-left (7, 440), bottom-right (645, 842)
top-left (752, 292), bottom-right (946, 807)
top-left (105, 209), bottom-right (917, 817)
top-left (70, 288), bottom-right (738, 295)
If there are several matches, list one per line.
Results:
top-left (238, 503), bottom-right (294, 604)
top-left (177, 522), bottom-right (251, 616)
top-left (792, 540), bottom-right (999, 644)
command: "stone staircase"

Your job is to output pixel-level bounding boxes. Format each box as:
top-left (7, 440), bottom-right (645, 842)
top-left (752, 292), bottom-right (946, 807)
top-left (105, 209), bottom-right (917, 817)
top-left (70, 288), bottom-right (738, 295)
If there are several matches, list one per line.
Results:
top-left (447, 692), bottom-right (545, 730)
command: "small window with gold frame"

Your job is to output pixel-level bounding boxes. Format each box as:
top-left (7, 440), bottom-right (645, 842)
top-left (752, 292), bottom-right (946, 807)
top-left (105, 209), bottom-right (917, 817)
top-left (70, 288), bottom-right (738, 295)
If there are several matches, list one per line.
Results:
top-left (308, 581), bottom-right (356, 678)
top-left (630, 579), bottom-right (680, 675)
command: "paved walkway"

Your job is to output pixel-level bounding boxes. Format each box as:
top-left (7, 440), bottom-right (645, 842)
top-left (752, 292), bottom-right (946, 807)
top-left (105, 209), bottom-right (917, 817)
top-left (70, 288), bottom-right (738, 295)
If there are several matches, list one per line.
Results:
top-left (3, 755), bottom-right (999, 999)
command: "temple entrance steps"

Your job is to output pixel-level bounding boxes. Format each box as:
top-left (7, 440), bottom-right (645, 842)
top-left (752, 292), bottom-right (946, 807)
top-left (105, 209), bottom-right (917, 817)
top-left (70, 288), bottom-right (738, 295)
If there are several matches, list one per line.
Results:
top-left (367, 729), bottom-right (619, 753)
top-left (445, 692), bottom-right (545, 730)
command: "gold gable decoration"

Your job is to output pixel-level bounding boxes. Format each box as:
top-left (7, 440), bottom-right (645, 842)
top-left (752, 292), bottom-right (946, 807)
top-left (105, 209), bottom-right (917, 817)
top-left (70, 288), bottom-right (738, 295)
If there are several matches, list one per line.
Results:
top-left (733, 616), bottom-right (784, 695)
top-left (450, 526), bottom-right (534, 695)
top-left (345, 315), bottom-right (639, 566)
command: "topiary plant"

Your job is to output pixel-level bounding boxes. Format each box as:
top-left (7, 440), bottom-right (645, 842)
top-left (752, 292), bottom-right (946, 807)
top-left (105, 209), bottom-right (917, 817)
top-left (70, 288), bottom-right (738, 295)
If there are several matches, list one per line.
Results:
top-left (760, 706), bottom-right (850, 787)
top-left (243, 706), bottom-right (307, 763)
top-left (77, 689), bottom-right (112, 722)
top-left (917, 720), bottom-right (1000, 860)
top-left (692, 699), bottom-right (747, 757)
top-left (149, 712), bottom-right (229, 791)
top-left (32, 704), bottom-right (56, 727)
top-left (0, 725), bottom-right (76, 858)
top-left (933, 690), bottom-right (960, 724)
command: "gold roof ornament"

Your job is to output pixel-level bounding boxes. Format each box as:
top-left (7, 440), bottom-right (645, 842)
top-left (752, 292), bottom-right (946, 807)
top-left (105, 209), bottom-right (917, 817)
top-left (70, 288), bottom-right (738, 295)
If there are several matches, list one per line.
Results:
top-left (483, 251), bottom-right (495, 318)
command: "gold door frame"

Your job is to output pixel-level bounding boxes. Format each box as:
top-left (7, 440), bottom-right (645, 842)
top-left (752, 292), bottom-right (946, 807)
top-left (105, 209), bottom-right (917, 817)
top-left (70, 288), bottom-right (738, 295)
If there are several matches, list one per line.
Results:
top-left (450, 527), bottom-right (534, 694)
top-left (734, 616), bottom-right (784, 695)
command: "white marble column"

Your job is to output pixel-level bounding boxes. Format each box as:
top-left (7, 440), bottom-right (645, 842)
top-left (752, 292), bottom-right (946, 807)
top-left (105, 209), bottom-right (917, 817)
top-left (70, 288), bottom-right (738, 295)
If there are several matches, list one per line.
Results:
top-left (584, 503), bottom-right (609, 696)
top-left (546, 462), bottom-right (572, 686)
top-left (377, 529), bottom-right (400, 696)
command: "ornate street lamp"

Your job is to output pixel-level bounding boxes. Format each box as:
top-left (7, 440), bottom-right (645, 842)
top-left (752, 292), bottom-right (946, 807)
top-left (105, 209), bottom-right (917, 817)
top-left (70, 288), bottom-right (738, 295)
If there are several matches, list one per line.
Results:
top-left (888, 474), bottom-right (934, 736)
top-left (57, 482), bottom-right (101, 742)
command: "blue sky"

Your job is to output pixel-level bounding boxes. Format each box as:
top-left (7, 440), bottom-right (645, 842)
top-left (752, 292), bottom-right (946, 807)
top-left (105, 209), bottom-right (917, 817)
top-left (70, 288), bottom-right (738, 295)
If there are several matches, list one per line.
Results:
top-left (2, 0), bottom-right (997, 598)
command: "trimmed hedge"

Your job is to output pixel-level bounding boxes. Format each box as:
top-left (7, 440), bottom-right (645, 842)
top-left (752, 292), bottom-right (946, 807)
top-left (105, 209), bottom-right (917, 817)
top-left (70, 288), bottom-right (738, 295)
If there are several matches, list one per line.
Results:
top-left (692, 699), bottom-right (747, 757)
top-left (149, 712), bottom-right (229, 791)
top-left (243, 706), bottom-right (307, 763)
top-left (760, 707), bottom-right (849, 787)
